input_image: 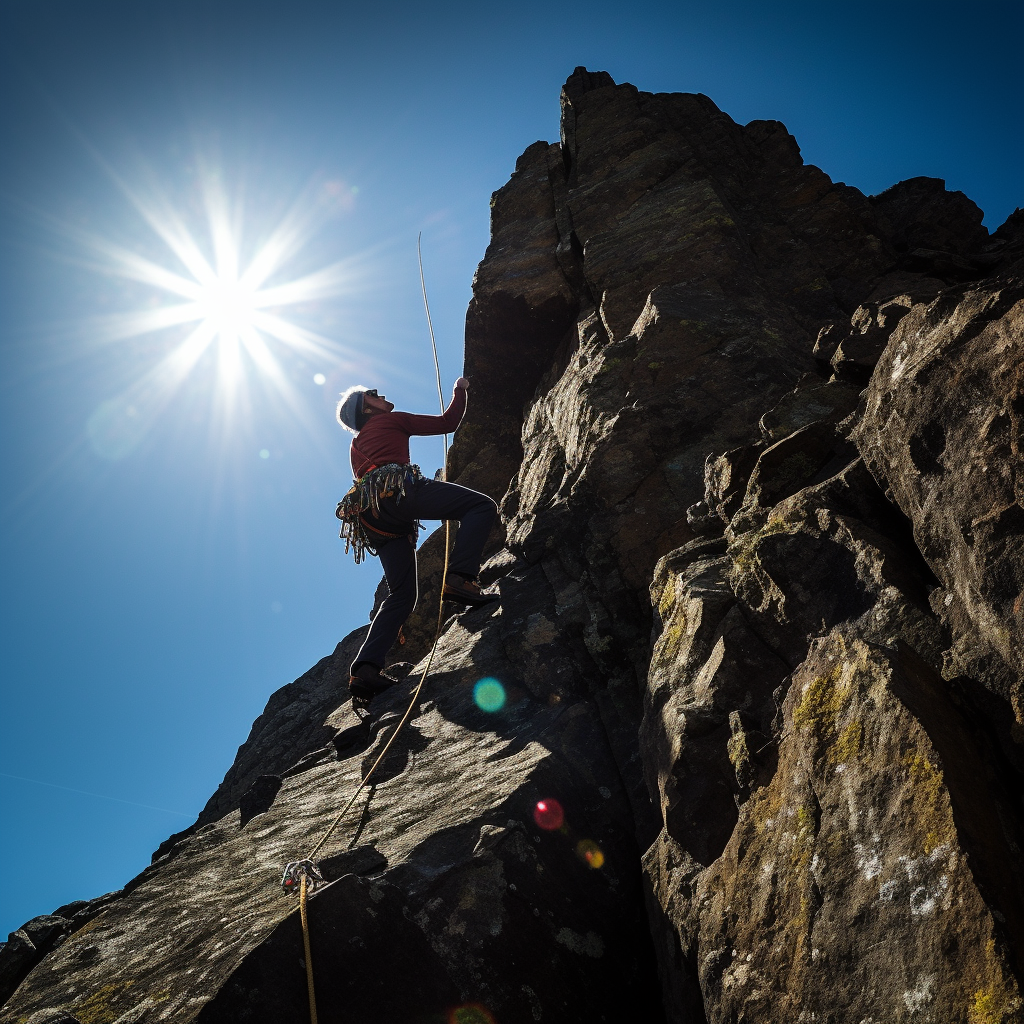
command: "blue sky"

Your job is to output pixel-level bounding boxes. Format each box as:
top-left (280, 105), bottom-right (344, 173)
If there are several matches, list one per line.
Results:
top-left (1, 0), bottom-right (1020, 938)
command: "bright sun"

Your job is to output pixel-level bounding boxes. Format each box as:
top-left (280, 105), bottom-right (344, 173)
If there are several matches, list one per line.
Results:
top-left (81, 169), bottom-right (359, 459)
top-left (199, 278), bottom-right (258, 339)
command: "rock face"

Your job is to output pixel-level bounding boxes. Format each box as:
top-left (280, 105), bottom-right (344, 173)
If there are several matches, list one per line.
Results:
top-left (3, 68), bottom-right (1022, 1024)
top-left (855, 266), bottom-right (1024, 721)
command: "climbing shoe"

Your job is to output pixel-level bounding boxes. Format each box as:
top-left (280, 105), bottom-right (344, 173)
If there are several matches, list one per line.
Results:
top-left (348, 663), bottom-right (400, 702)
top-left (442, 576), bottom-right (500, 608)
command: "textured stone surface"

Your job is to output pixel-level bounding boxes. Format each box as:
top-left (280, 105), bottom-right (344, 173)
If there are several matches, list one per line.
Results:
top-left (855, 263), bottom-right (1024, 723)
top-left (642, 268), bottom-right (1024, 1021)
top-left (696, 634), bottom-right (1022, 1022)
top-left (4, 68), bottom-right (1022, 1024)
top-left (0, 921), bottom-right (68, 1007)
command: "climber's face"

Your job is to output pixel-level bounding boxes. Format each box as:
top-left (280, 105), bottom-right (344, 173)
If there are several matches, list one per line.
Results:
top-left (362, 390), bottom-right (395, 416)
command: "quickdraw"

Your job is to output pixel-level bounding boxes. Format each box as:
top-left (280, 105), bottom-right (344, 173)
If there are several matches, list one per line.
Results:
top-left (281, 859), bottom-right (325, 895)
top-left (335, 463), bottom-right (423, 563)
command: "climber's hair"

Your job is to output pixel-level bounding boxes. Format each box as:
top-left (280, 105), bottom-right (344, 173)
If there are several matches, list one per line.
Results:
top-left (336, 385), bottom-right (370, 433)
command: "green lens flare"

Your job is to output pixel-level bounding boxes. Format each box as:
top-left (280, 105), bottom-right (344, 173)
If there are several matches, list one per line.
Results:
top-left (473, 678), bottom-right (506, 712)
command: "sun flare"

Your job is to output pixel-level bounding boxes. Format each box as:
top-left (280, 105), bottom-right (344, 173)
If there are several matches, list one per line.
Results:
top-left (199, 278), bottom-right (258, 339)
top-left (80, 167), bottom-right (361, 459)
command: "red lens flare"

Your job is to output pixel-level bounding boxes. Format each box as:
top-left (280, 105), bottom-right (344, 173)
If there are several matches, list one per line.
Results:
top-left (533, 798), bottom-right (565, 830)
top-left (448, 1004), bottom-right (496, 1024)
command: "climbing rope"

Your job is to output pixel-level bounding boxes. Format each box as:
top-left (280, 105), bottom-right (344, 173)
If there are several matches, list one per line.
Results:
top-left (299, 876), bottom-right (318, 1024)
top-left (419, 231), bottom-right (447, 418)
top-left (288, 233), bottom-right (453, 1024)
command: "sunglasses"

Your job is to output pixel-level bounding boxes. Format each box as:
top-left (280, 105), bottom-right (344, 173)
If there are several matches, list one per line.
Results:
top-left (364, 389), bottom-right (379, 398)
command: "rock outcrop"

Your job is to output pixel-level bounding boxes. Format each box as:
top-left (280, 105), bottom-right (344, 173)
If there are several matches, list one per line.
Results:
top-left (3, 68), bottom-right (1021, 1024)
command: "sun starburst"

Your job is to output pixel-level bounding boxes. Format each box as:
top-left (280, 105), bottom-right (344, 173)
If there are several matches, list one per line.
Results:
top-left (76, 166), bottom-right (362, 459)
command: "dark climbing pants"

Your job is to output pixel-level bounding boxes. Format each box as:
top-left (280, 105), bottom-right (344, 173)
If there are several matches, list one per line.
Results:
top-left (351, 478), bottom-right (497, 672)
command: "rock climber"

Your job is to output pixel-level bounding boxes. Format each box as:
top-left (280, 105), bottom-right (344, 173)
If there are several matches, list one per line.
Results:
top-left (335, 378), bottom-right (499, 703)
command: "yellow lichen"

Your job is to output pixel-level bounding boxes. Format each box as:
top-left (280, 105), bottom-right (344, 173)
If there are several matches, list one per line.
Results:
top-left (832, 720), bottom-right (863, 763)
top-left (654, 605), bottom-right (692, 665)
top-left (656, 579), bottom-right (677, 623)
top-left (902, 749), bottom-right (956, 854)
top-left (75, 981), bottom-right (136, 1024)
top-left (790, 805), bottom-right (816, 872)
top-left (730, 539), bottom-right (757, 576)
top-left (727, 730), bottom-right (748, 771)
top-left (969, 986), bottom-right (1022, 1024)
top-left (971, 991), bottom-right (1000, 1024)
top-left (749, 785), bottom-right (781, 837)
top-left (762, 517), bottom-right (796, 537)
top-left (793, 664), bottom-right (845, 731)
top-left (966, 941), bottom-right (1024, 1023)
top-left (792, 662), bottom-right (867, 770)
top-left (68, 915), bottom-right (106, 940)
top-left (729, 518), bottom-right (796, 577)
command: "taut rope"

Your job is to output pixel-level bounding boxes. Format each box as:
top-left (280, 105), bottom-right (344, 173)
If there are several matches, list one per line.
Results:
top-left (294, 233), bottom-right (453, 1023)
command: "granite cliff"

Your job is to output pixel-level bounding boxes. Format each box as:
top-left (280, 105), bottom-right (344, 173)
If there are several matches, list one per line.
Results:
top-left (3, 68), bottom-right (1022, 1024)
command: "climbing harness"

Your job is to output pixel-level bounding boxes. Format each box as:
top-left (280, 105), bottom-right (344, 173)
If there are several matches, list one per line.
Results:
top-left (336, 463), bottom-right (425, 563)
top-left (283, 233), bottom-right (454, 1024)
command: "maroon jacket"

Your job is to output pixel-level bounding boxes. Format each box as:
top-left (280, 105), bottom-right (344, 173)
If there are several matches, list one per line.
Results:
top-left (349, 388), bottom-right (466, 478)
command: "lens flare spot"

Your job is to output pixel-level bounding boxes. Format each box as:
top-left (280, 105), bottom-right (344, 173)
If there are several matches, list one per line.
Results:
top-left (448, 1005), bottom-right (495, 1024)
top-left (313, 373), bottom-right (326, 385)
top-left (533, 798), bottom-right (564, 831)
top-left (259, 449), bottom-right (270, 459)
top-left (473, 678), bottom-right (506, 712)
top-left (577, 839), bottom-right (605, 868)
